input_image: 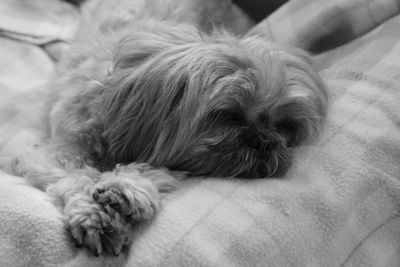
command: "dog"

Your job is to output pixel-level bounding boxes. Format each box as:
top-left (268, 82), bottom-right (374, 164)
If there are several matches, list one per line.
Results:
top-left (8, 0), bottom-right (327, 256)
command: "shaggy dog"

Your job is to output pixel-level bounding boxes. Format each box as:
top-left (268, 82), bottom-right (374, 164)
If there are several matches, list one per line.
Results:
top-left (9, 0), bottom-right (327, 256)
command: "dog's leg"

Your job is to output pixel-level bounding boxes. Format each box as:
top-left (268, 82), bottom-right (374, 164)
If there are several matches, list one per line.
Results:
top-left (47, 162), bottom-right (180, 256)
top-left (6, 131), bottom-right (94, 189)
top-left (5, 136), bottom-right (118, 255)
top-left (13, 145), bottom-right (132, 256)
top-left (6, 133), bottom-right (180, 255)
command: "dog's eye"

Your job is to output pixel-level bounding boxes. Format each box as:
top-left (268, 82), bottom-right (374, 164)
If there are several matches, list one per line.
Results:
top-left (223, 113), bottom-right (245, 126)
top-left (209, 110), bottom-right (246, 127)
top-left (274, 119), bottom-right (300, 147)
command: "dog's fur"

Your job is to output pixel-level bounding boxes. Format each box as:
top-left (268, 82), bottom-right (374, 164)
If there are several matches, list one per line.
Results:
top-left (8, 0), bottom-right (327, 256)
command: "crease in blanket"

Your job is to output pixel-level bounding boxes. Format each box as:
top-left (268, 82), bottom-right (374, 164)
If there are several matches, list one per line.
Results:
top-left (340, 214), bottom-right (400, 266)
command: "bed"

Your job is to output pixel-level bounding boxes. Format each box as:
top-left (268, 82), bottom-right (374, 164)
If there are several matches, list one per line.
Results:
top-left (0, 0), bottom-right (399, 266)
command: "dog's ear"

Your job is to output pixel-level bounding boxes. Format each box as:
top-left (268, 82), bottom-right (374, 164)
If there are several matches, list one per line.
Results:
top-left (242, 37), bottom-right (328, 146)
top-left (279, 47), bottom-right (328, 143)
top-left (264, 46), bottom-right (328, 147)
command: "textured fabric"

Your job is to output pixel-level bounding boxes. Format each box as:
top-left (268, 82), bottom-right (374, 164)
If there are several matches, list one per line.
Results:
top-left (0, 0), bottom-right (79, 61)
top-left (0, 0), bottom-right (400, 266)
top-left (249, 0), bottom-right (400, 53)
top-left (0, 0), bottom-right (78, 44)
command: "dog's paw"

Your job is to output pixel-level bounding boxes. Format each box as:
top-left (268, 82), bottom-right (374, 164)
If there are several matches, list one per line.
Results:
top-left (65, 194), bottom-right (133, 256)
top-left (93, 177), bottom-right (160, 224)
top-left (65, 175), bottom-right (160, 256)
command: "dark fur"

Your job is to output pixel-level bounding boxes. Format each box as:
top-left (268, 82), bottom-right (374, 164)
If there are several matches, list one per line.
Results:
top-left (51, 20), bottom-right (327, 178)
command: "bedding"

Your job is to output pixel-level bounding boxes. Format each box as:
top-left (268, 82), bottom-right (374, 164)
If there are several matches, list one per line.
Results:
top-left (0, 0), bottom-right (399, 266)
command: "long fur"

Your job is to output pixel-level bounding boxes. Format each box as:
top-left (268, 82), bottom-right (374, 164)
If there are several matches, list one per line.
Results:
top-left (51, 21), bottom-right (327, 177)
top-left (7, 0), bottom-right (328, 256)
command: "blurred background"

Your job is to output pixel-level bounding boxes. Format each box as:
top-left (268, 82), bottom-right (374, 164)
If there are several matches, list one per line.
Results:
top-left (233, 0), bottom-right (289, 22)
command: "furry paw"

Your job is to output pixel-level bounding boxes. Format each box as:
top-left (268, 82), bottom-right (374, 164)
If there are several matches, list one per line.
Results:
top-left (65, 194), bottom-right (133, 256)
top-left (93, 177), bottom-right (159, 224)
top-left (65, 172), bottom-right (160, 256)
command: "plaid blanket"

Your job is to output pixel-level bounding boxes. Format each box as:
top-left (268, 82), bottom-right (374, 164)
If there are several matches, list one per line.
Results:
top-left (0, 0), bottom-right (400, 266)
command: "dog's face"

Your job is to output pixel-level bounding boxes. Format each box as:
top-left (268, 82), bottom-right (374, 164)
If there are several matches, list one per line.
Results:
top-left (101, 24), bottom-right (327, 178)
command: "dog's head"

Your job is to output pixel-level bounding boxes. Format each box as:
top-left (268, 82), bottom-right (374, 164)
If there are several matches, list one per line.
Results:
top-left (100, 23), bottom-right (327, 178)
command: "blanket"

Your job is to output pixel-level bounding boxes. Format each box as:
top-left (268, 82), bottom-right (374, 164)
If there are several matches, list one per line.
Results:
top-left (0, 0), bottom-right (400, 266)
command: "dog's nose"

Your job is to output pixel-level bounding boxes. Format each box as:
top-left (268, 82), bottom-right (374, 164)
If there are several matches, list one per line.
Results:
top-left (241, 128), bottom-right (281, 152)
top-left (264, 139), bottom-right (280, 151)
